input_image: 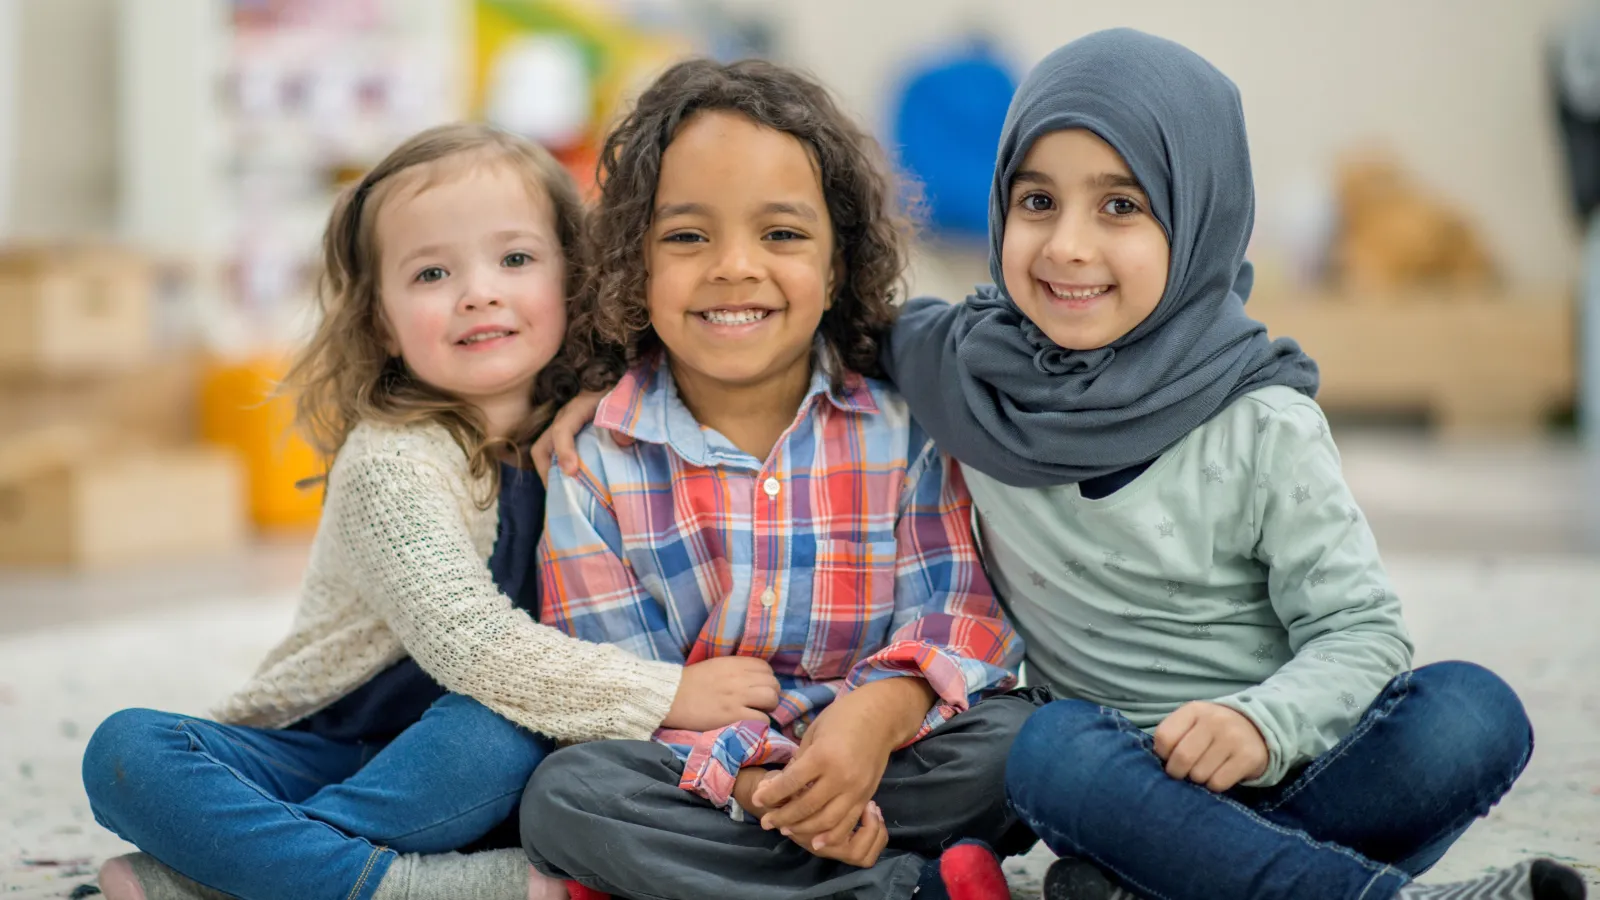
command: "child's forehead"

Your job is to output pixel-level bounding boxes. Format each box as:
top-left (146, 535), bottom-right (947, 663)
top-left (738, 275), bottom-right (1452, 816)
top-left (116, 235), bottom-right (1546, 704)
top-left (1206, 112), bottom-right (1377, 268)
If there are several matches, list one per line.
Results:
top-left (1013, 128), bottom-right (1141, 184)
top-left (655, 112), bottom-right (826, 207)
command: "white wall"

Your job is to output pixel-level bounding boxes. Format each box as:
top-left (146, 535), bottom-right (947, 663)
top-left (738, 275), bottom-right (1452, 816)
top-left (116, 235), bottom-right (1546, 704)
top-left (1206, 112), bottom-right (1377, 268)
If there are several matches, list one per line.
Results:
top-left (764, 0), bottom-right (1585, 285)
top-left (8, 0), bottom-right (117, 239)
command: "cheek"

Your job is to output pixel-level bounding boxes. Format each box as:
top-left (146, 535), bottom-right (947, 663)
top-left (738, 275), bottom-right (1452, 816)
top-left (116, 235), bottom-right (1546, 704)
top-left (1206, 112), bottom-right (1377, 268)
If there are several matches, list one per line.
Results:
top-left (383, 292), bottom-right (450, 356)
top-left (999, 221), bottom-right (1037, 297)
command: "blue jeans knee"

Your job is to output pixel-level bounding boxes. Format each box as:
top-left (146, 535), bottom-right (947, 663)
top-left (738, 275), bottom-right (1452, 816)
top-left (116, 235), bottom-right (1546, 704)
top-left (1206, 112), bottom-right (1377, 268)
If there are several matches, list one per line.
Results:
top-left (1407, 661), bottom-right (1533, 802)
top-left (82, 708), bottom-right (183, 833)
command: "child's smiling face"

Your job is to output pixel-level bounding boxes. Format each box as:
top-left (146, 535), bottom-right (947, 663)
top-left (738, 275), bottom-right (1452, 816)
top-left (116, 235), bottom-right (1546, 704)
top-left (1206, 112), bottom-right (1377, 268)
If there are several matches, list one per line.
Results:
top-left (1000, 128), bottom-right (1170, 351)
top-left (646, 110), bottom-right (834, 398)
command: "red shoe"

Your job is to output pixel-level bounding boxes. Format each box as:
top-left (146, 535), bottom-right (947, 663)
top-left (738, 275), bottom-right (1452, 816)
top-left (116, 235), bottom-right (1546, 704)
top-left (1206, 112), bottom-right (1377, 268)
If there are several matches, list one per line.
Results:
top-left (564, 882), bottom-right (611, 900)
top-left (939, 843), bottom-right (1010, 900)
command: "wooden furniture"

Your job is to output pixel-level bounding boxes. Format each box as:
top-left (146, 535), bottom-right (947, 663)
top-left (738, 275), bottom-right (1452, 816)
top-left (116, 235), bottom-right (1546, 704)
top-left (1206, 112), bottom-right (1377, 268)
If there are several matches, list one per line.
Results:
top-left (1249, 287), bottom-right (1575, 435)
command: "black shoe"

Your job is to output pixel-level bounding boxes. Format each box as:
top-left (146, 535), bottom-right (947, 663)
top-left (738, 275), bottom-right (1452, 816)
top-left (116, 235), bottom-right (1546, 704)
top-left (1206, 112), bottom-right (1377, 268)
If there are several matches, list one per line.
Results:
top-left (1530, 859), bottom-right (1587, 900)
top-left (1042, 857), bottom-right (1130, 900)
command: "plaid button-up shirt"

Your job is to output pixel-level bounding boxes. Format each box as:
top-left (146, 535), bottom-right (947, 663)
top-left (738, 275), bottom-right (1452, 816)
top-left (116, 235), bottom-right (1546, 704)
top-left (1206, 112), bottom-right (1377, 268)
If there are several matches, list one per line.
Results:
top-left (537, 354), bottom-right (1022, 807)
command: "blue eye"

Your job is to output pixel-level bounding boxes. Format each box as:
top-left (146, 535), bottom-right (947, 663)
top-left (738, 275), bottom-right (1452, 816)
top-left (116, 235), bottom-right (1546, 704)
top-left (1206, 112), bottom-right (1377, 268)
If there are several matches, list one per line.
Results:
top-left (415, 266), bottom-right (447, 284)
top-left (502, 252), bottom-right (533, 268)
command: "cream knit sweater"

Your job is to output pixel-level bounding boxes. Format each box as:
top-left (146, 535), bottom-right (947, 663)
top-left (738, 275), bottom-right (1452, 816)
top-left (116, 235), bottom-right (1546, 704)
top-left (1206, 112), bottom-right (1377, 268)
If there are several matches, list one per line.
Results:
top-left (210, 420), bottom-right (683, 742)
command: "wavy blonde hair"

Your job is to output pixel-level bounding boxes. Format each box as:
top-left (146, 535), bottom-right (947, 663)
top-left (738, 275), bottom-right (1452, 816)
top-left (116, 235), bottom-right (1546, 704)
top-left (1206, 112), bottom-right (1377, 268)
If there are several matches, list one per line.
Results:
top-left (283, 123), bottom-right (584, 501)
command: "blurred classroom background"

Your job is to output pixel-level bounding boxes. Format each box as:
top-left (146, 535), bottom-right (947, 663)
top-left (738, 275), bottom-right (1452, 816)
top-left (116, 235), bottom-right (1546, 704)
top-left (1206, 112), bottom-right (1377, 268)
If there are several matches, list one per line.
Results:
top-left (0, 1), bottom-right (1597, 895)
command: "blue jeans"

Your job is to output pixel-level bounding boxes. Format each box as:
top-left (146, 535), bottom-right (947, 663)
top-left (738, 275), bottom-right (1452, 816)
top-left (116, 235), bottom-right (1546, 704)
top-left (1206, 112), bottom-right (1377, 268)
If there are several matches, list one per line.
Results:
top-left (82, 694), bottom-right (552, 900)
top-left (1006, 661), bottom-right (1532, 900)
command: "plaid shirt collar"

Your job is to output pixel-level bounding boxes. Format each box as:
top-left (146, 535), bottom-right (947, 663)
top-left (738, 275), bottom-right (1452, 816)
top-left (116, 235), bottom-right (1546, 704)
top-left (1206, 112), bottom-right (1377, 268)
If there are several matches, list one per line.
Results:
top-left (594, 346), bottom-right (880, 469)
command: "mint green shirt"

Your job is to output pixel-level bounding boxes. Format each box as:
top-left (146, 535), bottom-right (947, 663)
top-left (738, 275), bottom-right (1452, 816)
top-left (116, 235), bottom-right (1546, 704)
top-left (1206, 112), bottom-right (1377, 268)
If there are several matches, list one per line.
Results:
top-left (965, 386), bottom-right (1413, 787)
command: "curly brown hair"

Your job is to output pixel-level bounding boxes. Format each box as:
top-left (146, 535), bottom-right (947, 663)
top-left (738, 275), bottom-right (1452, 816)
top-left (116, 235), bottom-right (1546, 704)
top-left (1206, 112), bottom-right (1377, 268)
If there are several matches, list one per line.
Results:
top-left (565, 57), bottom-right (912, 393)
top-left (282, 123), bottom-right (583, 501)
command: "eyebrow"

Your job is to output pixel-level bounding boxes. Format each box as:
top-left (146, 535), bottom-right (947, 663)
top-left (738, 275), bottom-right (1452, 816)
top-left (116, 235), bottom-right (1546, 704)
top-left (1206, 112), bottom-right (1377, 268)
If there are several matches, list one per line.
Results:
top-left (1010, 170), bottom-right (1146, 193)
top-left (654, 201), bottom-right (821, 222)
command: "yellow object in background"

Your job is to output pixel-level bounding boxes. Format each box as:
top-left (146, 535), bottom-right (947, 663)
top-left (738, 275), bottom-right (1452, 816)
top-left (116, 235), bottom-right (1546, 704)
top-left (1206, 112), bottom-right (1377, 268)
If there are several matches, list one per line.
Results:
top-left (199, 356), bottom-right (323, 531)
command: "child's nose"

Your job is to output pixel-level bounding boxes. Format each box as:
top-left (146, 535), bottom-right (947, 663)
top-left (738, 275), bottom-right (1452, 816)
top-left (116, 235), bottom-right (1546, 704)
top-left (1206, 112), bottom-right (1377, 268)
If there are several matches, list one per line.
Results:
top-left (1043, 215), bottom-right (1095, 264)
top-left (709, 238), bottom-right (763, 282)
top-left (459, 271), bottom-right (504, 309)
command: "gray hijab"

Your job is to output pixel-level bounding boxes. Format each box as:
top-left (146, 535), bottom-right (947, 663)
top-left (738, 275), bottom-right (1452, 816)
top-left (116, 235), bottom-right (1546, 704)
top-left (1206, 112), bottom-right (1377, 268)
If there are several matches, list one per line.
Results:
top-left (884, 28), bottom-right (1318, 487)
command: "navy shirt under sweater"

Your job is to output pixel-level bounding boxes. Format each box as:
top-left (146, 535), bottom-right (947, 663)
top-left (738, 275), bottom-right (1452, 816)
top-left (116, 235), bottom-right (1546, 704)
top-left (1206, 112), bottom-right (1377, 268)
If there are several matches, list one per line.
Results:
top-left (292, 462), bottom-right (545, 744)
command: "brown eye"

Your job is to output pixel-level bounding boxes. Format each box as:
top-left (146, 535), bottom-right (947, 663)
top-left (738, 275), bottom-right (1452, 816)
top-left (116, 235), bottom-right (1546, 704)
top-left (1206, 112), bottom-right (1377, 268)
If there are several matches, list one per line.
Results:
top-left (1104, 197), bottom-right (1142, 216)
top-left (1018, 192), bottom-right (1054, 213)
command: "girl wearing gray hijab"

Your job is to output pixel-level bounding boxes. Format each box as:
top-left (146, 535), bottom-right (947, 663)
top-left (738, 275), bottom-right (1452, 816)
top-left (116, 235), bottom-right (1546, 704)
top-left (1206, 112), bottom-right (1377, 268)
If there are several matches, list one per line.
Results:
top-left (885, 28), bottom-right (1582, 900)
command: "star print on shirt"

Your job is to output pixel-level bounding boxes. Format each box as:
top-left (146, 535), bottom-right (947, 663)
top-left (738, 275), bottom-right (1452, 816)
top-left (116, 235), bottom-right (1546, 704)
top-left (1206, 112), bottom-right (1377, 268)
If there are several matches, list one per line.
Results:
top-left (1084, 625), bottom-right (1104, 639)
top-left (1157, 517), bottom-right (1176, 538)
top-left (1203, 462), bottom-right (1225, 484)
top-left (1028, 571), bottom-right (1048, 588)
top-left (1191, 623), bottom-right (1214, 638)
top-left (1065, 560), bottom-right (1088, 578)
top-left (1307, 570), bottom-right (1329, 588)
top-left (1103, 550), bottom-right (1126, 572)
top-left (1368, 587), bottom-right (1387, 603)
top-left (1292, 484), bottom-right (1312, 505)
top-left (1164, 581), bottom-right (1183, 598)
top-left (1257, 416), bottom-right (1271, 434)
top-left (1252, 641), bottom-right (1276, 663)
top-left (1338, 692), bottom-right (1359, 710)
top-left (1227, 597), bottom-right (1250, 610)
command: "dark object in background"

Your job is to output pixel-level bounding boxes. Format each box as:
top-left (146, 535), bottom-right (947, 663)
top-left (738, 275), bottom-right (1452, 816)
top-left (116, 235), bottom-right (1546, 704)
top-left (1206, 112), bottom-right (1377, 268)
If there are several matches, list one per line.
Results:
top-left (1551, 11), bottom-right (1600, 221)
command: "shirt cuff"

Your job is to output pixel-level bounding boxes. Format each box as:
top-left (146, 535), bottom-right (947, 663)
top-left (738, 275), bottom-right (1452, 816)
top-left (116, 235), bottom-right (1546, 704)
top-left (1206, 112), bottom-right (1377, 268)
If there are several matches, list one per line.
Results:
top-left (669, 721), bottom-right (799, 807)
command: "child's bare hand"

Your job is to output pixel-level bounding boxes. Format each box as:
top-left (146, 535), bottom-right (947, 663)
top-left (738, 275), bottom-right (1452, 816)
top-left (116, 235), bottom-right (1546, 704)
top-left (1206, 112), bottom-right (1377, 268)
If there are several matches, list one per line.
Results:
top-left (530, 390), bottom-right (607, 484)
top-left (1152, 701), bottom-right (1269, 792)
top-left (751, 696), bottom-right (893, 852)
top-left (662, 656), bottom-right (782, 731)
top-left (788, 802), bottom-right (889, 868)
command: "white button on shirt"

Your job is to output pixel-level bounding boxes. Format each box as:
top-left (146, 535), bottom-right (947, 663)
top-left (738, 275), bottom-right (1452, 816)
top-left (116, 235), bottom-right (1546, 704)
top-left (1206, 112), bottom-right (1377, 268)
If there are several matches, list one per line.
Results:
top-left (760, 588), bottom-right (777, 607)
top-left (763, 477), bottom-right (781, 498)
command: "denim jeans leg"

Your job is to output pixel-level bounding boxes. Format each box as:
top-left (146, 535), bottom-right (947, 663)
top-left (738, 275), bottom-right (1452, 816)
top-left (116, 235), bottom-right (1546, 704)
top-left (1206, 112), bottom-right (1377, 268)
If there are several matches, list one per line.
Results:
top-left (299, 693), bottom-right (555, 853)
top-left (1240, 661), bottom-right (1534, 876)
top-left (1005, 699), bottom-right (1409, 900)
top-left (82, 708), bottom-right (396, 900)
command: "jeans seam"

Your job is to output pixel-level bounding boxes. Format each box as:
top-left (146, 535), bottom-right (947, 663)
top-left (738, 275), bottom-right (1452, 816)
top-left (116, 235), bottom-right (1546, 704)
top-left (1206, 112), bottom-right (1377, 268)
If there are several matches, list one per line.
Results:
top-left (1353, 865), bottom-right (1406, 900)
top-left (1262, 672), bottom-right (1412, 812)
top-left (176, 720), bottom-right (330, 786)
top-left (345, 845), bottom-right (390, 900)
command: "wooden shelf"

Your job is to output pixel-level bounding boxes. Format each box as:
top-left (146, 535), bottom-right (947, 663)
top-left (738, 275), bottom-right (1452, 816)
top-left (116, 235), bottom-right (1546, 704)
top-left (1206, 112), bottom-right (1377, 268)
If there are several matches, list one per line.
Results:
top-left (1249, 288), bottom-right (1575, 434)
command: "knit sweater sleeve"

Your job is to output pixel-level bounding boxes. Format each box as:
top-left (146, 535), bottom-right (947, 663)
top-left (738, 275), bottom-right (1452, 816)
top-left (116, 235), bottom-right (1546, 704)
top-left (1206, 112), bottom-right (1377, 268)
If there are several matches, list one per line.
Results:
top-left (326, 449), bottom-right (683, 743)
top-left (1211, 401), bottom-right (1414, 786)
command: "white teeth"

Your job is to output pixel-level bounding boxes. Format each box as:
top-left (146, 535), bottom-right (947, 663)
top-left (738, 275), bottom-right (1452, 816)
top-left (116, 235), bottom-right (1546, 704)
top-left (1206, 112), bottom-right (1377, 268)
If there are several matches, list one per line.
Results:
top-left (460, 330), bottom-right (512, 344)
top-left (701, 309), bottom-right (770, 326)
top-left (1048, 284), bottom-right (1112, 300)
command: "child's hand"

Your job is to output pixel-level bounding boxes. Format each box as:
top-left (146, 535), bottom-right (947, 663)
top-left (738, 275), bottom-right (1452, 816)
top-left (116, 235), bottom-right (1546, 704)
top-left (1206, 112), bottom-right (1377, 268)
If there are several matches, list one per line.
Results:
top-left (1152, 701), bottom-right (1270, 792)
top-left (530, 390), bottom-right (607, 484)
top-left (788, 802), bottom-right (890, 868)
top-left (750, 687), bottom-right (905, 854)
top-left (663, 656), bottom-right (782, 731)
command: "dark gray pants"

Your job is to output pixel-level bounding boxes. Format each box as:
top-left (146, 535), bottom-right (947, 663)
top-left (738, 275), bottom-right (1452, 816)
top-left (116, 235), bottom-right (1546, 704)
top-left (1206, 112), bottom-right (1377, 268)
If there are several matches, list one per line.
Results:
top-left (519, 690), bottom-right (1047, 900)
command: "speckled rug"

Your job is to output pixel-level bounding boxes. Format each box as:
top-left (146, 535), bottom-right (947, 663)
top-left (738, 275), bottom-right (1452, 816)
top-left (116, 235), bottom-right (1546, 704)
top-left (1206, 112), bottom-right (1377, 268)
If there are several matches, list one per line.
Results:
top-left (3, 554), bottom-right (1597, 899)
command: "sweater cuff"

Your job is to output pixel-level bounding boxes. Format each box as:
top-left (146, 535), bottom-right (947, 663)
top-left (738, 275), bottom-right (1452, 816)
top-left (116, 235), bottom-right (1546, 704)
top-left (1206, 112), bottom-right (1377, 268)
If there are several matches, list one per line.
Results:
top-left (612, 657), bottom-right (683, 740)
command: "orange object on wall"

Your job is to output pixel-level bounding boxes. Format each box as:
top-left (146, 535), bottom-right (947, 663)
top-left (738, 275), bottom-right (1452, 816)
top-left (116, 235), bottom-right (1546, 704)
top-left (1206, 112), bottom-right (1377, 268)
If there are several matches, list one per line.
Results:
top-left (198, 356), bottom-right (324, 530)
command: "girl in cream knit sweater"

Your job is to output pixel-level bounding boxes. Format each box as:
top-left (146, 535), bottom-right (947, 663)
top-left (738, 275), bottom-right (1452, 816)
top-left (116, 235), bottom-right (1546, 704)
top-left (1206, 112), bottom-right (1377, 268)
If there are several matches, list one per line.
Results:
top-left (80, 124), bottom-right (781, 900)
